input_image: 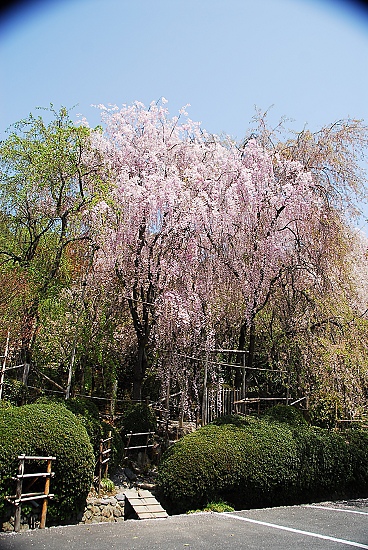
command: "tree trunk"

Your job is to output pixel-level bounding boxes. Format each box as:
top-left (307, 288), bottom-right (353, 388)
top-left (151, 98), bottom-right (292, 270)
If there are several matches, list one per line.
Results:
top-left (20, 301), bottom-right (39, 395)
top-left (237, 320), bottom-right (256, 391)
top-left (247, 320), bottom-right (256, 371)
top-left (132, 339), bottom-right (147, 401)
top-left (235, 322), bottom-right (247, 389)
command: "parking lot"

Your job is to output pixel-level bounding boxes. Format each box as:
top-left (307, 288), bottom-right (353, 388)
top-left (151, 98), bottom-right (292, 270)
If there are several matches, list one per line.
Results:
top-left (0, 500), bottom-right (367, 550)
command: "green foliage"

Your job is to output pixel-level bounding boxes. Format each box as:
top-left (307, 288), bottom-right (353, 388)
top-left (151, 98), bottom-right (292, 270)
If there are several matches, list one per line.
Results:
top-left (99, 477), bottom-right (115, 494)
top-left (1, 379), bottom-right (28, 406)
top-left (63, 398), bottom-right (124, 472)
top-left (35, 397), bottom-right (123, 472)
top-left (263, 404), bottom-right (308, 427)
top-left (158, 415), bottom-right (368, 513)
top-left (0, 107), bottom-right (96, 286)
top-left (309, 391), bottom-right (343, 429)
top-left (101, 420), bottom-right (124, 472)
top-left (158, 418), bottom-right (300, 512)
top-left (0, 403), bottom-right (94, 525)
top-left (187, 500), bottom-right (234, 514)
top-left (120, 402), bottom-right (157, 444)
top-left (64, 395), bottom-right (100, 420)
top-left (64, 397), bottom-right (102, 454)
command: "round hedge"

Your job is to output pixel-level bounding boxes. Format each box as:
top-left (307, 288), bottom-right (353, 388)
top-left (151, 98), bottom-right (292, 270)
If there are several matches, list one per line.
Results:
top-left (35, 396), bottom-right (124, 472)
top-left (263, 404), bottom-right (308, 427)
top-left (158, 415), bottom-right (368, 513)
top-left (158, 417), bottom-right (300, 512)
top-left (0, 403), bottom-right (95, 525)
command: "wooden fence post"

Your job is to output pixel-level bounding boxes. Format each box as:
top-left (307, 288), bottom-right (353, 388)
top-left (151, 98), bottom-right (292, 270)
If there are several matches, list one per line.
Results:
top-left (201, 358), bottom-right (208, 426)
top-left (98, 438), bottom-right (103, 497)
top-left (104, 431), bottom-right (111, 479)
top-left (8, 455), bottom-right (55, 532)
top-left (14, 455), bottom-right (24, 532)
top-left (40, 459), bottom-right (52, 529)
top-left (0, 331), bottom-right (10, 401)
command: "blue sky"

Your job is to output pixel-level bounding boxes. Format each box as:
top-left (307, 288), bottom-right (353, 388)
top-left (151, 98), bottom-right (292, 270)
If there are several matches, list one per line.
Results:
top-left (1, 0), bottom-right (368, 222)
top-left (1, 0), bottom-right (368, 138)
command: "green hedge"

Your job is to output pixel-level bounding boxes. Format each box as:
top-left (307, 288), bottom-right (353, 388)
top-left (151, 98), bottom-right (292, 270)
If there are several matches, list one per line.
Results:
top-left (0, 403), bottom-right (95, 525)
top-left (158, 417), bottom-right (299, 512)
top-left (35, 396), bottom-right (101, 451)
top-left (343, 429), bottom-right (368, 490)
top-left (120, 402), bottom-right (157, 447)
top-left (158, 415), bottom-right (368, 513)
top-left (35, 397), bottom-right (124, 472)
top-left (121, 402), bottom-right (157, 434)
top-left (263, 404), bottom-right (308, 427)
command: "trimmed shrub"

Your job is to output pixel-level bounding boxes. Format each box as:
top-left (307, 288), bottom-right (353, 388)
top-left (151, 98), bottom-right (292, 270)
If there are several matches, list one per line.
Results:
top-left (343, 429), bottom-right (368, 492)
top-left (158, 415), bottom-right (368, 513)
top-left (263, 404), bottom-right (308, 427)
top-left (158, 417), bottom-right (300, 512)
top-left (35, 396), bottom-right (101, 453)
top-left (35, 397), bottom-right (124, 472)
top-left (293, 426), bottom-right (352, 501)
top-left (0, 403), bottom-right (94, 525)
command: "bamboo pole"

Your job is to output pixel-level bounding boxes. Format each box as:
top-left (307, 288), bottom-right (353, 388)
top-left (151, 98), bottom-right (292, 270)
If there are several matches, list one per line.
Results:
top-left (286, 373), bottom-right (291, 405)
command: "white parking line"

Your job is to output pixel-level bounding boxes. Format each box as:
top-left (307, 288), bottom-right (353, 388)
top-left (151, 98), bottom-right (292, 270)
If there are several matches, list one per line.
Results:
top-left (305, 505), bottom-right (368, 516)
top-left (218, 512), bottom-right (368, 549)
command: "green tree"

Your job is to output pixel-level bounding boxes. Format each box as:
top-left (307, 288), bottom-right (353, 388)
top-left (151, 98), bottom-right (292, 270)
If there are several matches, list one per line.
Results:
top-left (0, 106), bottom-right (103, 390)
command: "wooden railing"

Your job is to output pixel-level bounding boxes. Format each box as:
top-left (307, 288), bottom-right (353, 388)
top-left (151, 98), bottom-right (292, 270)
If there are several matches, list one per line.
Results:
top-left (6, 455), bottom-right (56, 532)
top-left (98, 432), bottom-right (112, 496)
top-left (124, 431), bottom-right (155, 459)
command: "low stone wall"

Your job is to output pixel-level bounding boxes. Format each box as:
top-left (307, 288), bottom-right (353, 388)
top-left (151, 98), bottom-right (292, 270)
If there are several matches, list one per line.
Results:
top-left (1, 493), bottom-right (127, 532)
top-left (79, 493), bottom-right (126, 524)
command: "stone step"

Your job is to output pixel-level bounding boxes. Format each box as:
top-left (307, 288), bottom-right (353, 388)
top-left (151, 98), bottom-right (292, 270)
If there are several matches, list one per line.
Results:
top-left (124, 489), bottom-right (168, 520)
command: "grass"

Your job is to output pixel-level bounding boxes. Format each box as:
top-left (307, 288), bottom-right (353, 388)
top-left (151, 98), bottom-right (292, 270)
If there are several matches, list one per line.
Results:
top-left (187, 500), bottom-right (234, 514)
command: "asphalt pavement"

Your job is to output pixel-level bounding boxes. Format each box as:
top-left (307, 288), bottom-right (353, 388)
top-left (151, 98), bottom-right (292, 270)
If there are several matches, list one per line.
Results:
top-left (0, 501), bottom-right (367, 550)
